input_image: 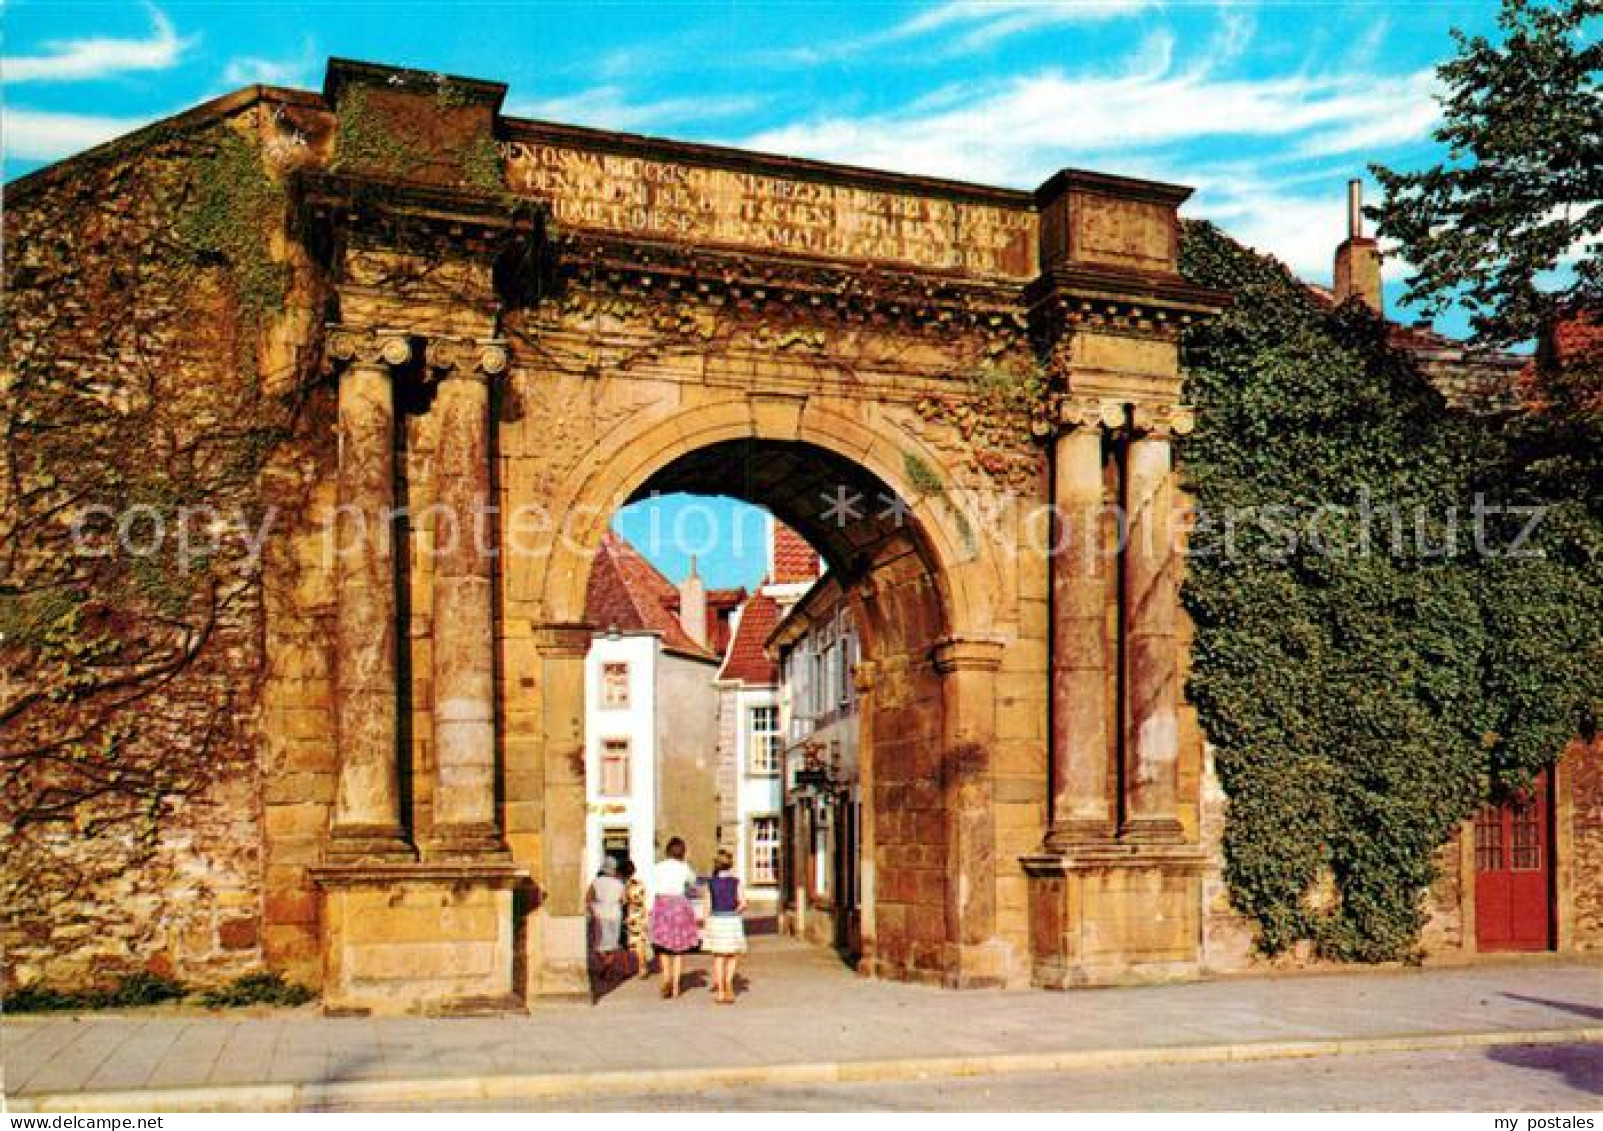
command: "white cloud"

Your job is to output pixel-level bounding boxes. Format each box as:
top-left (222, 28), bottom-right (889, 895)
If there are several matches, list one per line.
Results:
top-left (2, 107), bottom-right (152, 162)
top-left (756, 0), bottom-right (1154, 66)
top-left (741, 54), bottom-right (1439, 187)
top-left (730, 22), bottom-right (1442, 278)
top-left (221, 38), bottom-right (319, 90)
top-left (508, 87), bottom-right (762, 132)
top-left (894, 0), bottom-right (1156, 49)
top-left (2, 7), bottom-right (194, 84)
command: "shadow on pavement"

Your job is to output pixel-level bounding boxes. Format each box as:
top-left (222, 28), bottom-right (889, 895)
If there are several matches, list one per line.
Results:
top-left (1499, 992), bottom-right (1603, 1022)
top-left (1485, 1043), bottom-right (1603, 1098)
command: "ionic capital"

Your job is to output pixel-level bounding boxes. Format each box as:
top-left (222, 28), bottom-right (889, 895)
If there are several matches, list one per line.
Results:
top-left (326, 325), bottom-right (412, 371)
top-left (425, 336), bottom-right (510, 382)
top-left (1128, 402), bottom-right (1196, 440)
top-left (1057, 396), bottom-right (1127, 433)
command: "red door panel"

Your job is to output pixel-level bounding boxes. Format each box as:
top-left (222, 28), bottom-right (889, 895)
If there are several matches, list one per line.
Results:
top-left (1474, 772), bottom-right (1552, 952)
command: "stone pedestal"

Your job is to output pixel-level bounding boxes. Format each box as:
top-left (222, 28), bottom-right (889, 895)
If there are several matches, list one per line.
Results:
top-left (1022, 844), bottom-right (1205, 987)
top-left (311, 862), bottom-right (528, 1015)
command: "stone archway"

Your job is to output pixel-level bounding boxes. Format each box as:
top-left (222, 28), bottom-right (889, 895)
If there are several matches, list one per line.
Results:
top-left (237, 59), bottom-right (1230, 1013)
top-left (516, 412), bottom-right (1020, 994)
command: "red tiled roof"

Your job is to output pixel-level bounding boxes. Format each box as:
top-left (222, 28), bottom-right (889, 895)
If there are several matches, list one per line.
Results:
top-left (771, 522), bottom-right (820, 584)
top-left (1528, 309), bottom-right (1603, 413)
top-left (717, 593), bottom-right (781, 685)
top-left (584, 531), bottom-right (713, 659)
top-left (1550, 311), bottom-right (1603, 366)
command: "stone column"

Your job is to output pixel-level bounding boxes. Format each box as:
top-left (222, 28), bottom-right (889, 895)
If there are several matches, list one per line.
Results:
top-left (427, 338), bottom-right (511, 858)
top-left (1047, 398), bottom-right (1123, 847)
top-left (327, 328), bottom-right (413, 860)
top-left (1121, 404), bottom-right (1193, 840)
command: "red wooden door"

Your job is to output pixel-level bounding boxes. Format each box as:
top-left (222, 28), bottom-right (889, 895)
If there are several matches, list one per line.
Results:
top-left (1474, 772), bottom-right (1553, 951)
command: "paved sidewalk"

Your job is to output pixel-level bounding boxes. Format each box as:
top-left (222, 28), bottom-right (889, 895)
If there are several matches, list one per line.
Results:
top-left (3, 938), bottom-right (1599, 1111)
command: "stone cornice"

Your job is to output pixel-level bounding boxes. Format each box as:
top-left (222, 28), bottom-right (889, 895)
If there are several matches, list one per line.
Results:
top-left (293, 170), bottom-right (543, 257)
top-left (324, 57), bottom-right (508, 113)
top-left (1034, 168), bottom-right (1195, 209)
top-left (309, 861), bottom-right (530, 888)
top-left (554, 230), bottom-right (1029, 327)
top-left (1027, 265), bottom-right (1229, 339)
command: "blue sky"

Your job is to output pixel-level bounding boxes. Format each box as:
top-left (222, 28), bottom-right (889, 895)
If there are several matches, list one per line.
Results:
top-left (2, 0), bottom-right (1513, 589)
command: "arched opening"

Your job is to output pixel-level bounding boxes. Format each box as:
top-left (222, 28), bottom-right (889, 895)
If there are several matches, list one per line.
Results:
top-left (568, 437), bottom-right (962, 987)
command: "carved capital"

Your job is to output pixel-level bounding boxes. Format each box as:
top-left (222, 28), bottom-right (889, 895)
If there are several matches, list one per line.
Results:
top-left (1128, 402), bottom-right (1196, 439)
top-left (1058, 396), bottom-right (1128, 433)
top-left (425, 336), bottom-right (511, 382)
top-left (326, 325), bottom-right (412, 371)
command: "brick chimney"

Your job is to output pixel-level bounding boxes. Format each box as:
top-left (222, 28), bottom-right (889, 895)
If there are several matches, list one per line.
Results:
top-left (1333, 179), bottom-right (1382, 314)
top-left (678, 556), bottom-right (708, 649)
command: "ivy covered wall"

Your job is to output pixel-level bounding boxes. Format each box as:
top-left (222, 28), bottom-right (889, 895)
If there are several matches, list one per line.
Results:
top-left (1178, 219), bottom-right (1602, 962)
top-left (0, 108), bottom-right (325, 991)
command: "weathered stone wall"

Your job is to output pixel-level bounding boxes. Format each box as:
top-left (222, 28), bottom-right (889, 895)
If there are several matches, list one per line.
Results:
top-left (1, 105), bottom-right (324, 991)
top-left (1564, 737), bottom-right (1603, 950)
top-left (856, 536), bottom-right (952, 982)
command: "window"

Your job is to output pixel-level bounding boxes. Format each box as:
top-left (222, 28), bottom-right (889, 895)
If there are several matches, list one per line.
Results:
top-left (601, 662), bottom-right (630, 709)
top-left (1474, 806), bottom-right (1504, 871)
top-left (750, 814), bottom-right (780, 885)
top-left (1510, 796), bottom-right (1543, 871)
top-left (749, 705), bottom-right (781, 775)
top-left (600, 738), bottom-right (631, 797)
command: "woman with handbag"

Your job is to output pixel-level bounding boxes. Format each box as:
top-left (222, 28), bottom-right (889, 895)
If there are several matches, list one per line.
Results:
top-left (648, 836), bottom-right (700, 999)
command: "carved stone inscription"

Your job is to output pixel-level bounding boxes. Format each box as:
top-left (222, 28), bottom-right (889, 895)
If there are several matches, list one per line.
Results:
top-left (504, 141), bottom-right (1037, 278)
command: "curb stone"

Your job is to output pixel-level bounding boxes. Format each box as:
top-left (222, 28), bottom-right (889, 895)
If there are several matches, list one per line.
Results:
top-left (10, 1026), bottom-right (1601, 1112)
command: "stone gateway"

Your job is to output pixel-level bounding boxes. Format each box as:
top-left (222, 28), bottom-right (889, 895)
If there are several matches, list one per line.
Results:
top-left (4, 59), bottom-right (1598, 1014)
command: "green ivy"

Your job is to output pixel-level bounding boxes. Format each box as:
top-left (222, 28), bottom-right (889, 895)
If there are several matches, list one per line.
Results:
top-left (198, 972), bottom-right (315, 1009)
top-left (1178, 219), bottom-right (1602, 961)
top-left (331, 84), bottom-right (430, 177)
top-left (5, 972), bottom-right (187, 1012)
top-left (460, 131), bottom-right (506, 195)
top-left (173, 128), bottom-right (288, 321)
top-left (902, 450), bottom-right (946, 498)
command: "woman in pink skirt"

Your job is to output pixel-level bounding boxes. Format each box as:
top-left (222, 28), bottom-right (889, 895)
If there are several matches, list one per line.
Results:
top-left (649, 836), bottom-right (700, 999)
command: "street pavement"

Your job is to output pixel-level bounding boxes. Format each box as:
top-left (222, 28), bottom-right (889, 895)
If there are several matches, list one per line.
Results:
top-left (3, 937), bottom-right (1600, 1112)
top-left (377, 1044), bottom-right (1603, 1112)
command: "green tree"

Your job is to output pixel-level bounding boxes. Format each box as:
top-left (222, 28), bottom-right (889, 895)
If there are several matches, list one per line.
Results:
top-left (1371, 0), bottom-right (1601, 346)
